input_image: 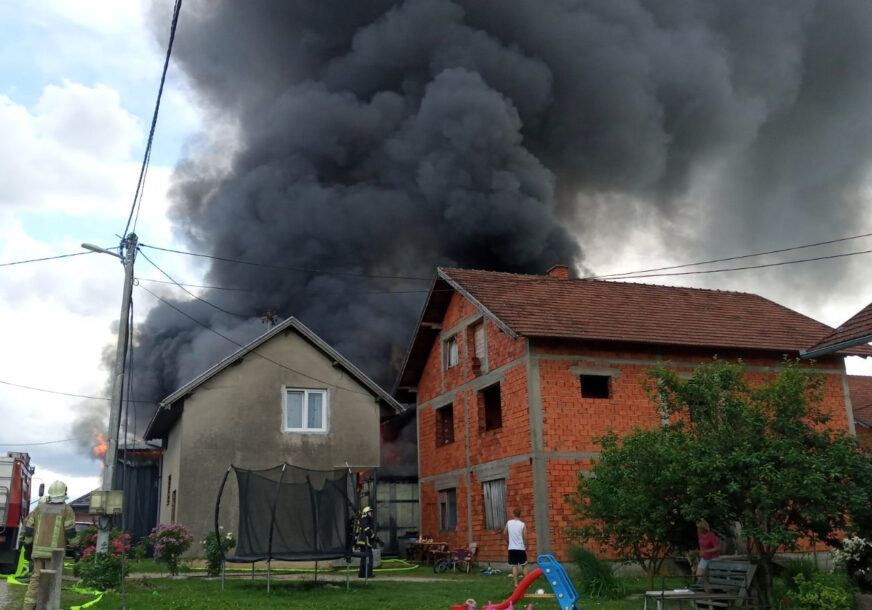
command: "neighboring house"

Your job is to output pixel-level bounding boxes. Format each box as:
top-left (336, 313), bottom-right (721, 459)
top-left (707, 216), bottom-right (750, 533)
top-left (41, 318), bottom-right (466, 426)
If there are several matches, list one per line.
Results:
top-left (69, 492), bottom-right (94, 524)
top-left (848, 375), bottom-right (872, 447)
top-left (144, 317), bottom-right (404, 549)
top-left (394, 266), bottom-right (872, 563)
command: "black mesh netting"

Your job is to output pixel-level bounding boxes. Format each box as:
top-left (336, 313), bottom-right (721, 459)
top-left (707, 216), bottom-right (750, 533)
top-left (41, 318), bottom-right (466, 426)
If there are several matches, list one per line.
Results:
top-left (217, 463), bottom-right (357, 562)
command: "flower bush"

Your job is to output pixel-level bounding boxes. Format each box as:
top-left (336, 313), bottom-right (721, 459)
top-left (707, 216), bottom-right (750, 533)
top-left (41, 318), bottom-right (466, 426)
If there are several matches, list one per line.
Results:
top-left (147, 523), bottom-right (194, 575)
top-left (834, 535), bottom-right (872, 590)
top-left (72, 527), bottom-right (130, 590)
top-left (202, 527), bottom-right (236, 577)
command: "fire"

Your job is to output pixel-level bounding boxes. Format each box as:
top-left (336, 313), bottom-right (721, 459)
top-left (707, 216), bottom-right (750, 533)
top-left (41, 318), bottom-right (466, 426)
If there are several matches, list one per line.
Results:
top-left (92, 432), bottom-right (108, 460)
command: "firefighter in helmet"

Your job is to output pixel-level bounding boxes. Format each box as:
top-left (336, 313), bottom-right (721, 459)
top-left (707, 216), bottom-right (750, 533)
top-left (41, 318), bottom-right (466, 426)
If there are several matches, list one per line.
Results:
top-left (20, 480), bottom-right (76, 610)
top-left (356, 505), bottom-right (377, 579)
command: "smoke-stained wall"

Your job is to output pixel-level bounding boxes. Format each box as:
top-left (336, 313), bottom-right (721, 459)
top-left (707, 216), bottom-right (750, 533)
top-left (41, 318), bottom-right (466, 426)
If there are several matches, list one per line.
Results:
top-left (94, 0), bottom-right (872, 450)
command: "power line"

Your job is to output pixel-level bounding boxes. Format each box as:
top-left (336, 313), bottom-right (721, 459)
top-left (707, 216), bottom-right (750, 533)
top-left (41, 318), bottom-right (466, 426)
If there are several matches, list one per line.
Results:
top-left (137, 248), bottom-right (251, 318)
top-left (139, 243), bottom-right (432, 281)
top-left (135, 275), bottom-right (441, 295)
top-left (594, 247), bottom-right (872, 281)
top-left (587, 231), bottom-right (872, 280)
top-left (136, 284), bottom-right (373, 397)
top-left (124, 0), bottom-right (183, 238)
top-left (0, 378), bottom-right (155, 405)
top-left (0, 439), bottom-right (79, 447)
top-left (0, 251), bottom-right (94, 267)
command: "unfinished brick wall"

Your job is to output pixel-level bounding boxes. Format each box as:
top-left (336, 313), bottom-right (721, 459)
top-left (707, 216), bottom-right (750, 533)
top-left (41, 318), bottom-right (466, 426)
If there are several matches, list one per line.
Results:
top-left (415, 292), bottom-right (854, 563)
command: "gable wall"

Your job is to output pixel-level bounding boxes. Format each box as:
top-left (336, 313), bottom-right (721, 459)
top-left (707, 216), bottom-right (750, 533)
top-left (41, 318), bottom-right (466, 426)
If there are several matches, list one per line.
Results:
top-left (170, 331), bottom-right (381, 553)
top-left (415, 291), bottom-right (856, 563)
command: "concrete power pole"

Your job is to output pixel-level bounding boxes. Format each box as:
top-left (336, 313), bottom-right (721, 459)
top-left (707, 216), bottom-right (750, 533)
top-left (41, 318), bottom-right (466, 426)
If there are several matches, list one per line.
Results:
top-left (88, 233), bottom-right (138, 553)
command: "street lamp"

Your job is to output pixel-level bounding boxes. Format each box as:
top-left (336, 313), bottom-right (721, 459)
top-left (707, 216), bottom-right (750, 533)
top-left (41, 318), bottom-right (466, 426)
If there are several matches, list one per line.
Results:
top-left (82, 233), bottom-right (138, 552)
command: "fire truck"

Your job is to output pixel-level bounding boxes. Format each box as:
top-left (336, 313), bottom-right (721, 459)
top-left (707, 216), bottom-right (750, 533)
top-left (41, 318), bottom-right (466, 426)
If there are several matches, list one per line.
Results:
top-left (0, 452), bottom-right (33, 571)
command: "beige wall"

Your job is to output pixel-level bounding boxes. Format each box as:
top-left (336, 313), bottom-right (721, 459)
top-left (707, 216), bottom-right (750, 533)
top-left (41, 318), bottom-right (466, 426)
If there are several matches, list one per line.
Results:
top-left (163, 330), bottom-right (382, 552)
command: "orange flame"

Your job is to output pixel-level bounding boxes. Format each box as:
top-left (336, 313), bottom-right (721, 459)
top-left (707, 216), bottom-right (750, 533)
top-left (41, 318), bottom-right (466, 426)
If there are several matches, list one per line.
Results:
top-left (92, 432), bottom-right (108, 460)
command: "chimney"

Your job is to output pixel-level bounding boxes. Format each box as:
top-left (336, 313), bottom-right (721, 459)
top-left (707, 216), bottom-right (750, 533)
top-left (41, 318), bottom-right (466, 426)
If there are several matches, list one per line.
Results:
top-left (546, 264), bottom-right (570, 280)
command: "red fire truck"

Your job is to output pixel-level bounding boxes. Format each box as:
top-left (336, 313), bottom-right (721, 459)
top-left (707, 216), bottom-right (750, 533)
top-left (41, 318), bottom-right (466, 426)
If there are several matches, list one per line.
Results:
top-left (0, 452), bottom-right (33, 571)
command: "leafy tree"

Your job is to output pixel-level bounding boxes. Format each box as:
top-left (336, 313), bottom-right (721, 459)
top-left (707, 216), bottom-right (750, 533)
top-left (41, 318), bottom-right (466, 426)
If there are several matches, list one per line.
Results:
top-left (648, 358), bottom-right (872, 603)
top-left (567, 427), bottom-right (697, 587)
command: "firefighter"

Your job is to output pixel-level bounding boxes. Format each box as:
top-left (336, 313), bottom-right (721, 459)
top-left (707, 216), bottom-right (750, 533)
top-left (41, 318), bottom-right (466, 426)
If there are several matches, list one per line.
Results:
top-left (356, 505), bottom-right (377, 579)
top-left (20, 480), bottom-right (76, 610)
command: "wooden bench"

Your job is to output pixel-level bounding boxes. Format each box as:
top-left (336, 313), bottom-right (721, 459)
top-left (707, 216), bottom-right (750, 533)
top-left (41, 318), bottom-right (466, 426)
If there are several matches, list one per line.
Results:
top-left (693, 560), bottom-right (757, 608)
top-left (644, 560), bottom-right (757, 609)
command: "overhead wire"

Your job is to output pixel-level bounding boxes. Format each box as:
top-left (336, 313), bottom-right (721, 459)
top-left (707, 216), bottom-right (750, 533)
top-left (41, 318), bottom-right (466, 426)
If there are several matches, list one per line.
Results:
top-left (0, 251), bottom-right (94, 267)
top-left (139, 243), bottom-right (432, 281)
top-left (123, 0), bottom-right (183, 238)
top-left (588, 230), bottom-right (872, 280)
top-left (588, 247), bottom-right (872, 281)
top-left (136, 283), bottom-right (373, 397)
top-left (0, 379), bottom-right (154, 404)
top-left (137, 248), bottom-right (251, 318)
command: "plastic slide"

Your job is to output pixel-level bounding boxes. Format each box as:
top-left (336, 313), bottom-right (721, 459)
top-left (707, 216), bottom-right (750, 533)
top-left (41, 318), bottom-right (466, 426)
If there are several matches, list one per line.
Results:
top-left (450, 554), bottom-right (579, 610)
top-left (451, 568), bottom-right (542, 610)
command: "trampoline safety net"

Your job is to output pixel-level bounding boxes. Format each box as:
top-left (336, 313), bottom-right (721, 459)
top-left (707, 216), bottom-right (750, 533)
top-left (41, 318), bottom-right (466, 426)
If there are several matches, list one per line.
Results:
top-left (216, 463), bottom-right (357, 563)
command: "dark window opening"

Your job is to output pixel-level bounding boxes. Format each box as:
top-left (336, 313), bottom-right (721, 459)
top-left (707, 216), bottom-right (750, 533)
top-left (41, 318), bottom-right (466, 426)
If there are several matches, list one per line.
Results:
top-left (436, 404), bottom-right (455, 446)
top-left (580, 374), bottom-right (611, 399)
top-left (439, 489), bottom-right (457, 531)
top-left (482, 384), bottom-right (502, 431)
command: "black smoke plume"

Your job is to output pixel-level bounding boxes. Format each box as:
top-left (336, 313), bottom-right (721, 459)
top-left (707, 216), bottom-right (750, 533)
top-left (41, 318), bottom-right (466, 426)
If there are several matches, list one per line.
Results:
top-left (108, 0), bottom-right (872, 446)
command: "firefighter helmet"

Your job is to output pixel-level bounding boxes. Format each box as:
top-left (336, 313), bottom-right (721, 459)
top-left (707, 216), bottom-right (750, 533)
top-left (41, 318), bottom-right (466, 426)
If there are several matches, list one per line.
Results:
top-left (362, 506), bottom-right (372, 515)
top-left (47, 480), bottom-right (68, 503)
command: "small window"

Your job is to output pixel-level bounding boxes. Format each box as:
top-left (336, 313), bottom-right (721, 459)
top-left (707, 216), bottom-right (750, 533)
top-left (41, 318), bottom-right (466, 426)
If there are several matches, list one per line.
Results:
top-left (170, 489), bottom-right (177, 523)
top-left (436, 404), bottom-right (455, 447)
top-left (483, 478), bottom-right (507, 529)
top-left (444, 336), bottom-right (459, 369)
top-left (580, 375), bottom-right (610, 399)
top-left (166, 474), bottom-right (172, 507)
top-left (283, 388), bottom-right (328, 432)
top-left (482, 383), bottom-right (502, 431)
top-left (439, 488), bottom-right (457, 531)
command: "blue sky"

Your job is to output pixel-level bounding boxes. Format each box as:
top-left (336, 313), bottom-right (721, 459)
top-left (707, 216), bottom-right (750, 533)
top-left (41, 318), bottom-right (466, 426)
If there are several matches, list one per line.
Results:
top-left (0, 1), bottom-right (200, 503)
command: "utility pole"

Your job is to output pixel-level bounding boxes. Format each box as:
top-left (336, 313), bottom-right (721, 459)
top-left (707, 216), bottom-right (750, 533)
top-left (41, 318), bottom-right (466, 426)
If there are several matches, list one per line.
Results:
top-left (83, 233), bottom-right (138, 552)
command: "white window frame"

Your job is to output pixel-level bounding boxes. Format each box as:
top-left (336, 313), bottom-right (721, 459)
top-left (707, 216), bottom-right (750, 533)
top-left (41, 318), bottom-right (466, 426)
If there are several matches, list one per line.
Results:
top-left (282, 387), bottom-right (329, 433)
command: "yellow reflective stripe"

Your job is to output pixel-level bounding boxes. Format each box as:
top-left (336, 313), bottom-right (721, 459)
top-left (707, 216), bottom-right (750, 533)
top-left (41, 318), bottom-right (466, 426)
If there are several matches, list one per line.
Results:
top-left (52, 514), bottom-right (63, 547)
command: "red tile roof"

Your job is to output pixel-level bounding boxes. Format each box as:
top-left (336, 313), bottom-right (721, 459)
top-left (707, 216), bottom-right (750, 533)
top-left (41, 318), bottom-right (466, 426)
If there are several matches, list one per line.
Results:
top-left (805, 301), bottom-right (872, 357)
top-left (439, 267), bottom-right (872, 355)
top-left (849, 375), bottom-right (872, 427)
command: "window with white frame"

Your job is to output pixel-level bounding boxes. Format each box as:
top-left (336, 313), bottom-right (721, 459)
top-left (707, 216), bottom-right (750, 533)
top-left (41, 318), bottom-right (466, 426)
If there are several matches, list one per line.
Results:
top-left (283, 388), bottom-right (328, 432)
top-left (483, 478), bottom-right (507, 529)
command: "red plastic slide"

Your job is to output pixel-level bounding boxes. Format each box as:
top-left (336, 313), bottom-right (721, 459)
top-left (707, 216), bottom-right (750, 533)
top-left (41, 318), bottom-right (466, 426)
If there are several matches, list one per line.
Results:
top-left (451, 567), bottom-right (544, 610)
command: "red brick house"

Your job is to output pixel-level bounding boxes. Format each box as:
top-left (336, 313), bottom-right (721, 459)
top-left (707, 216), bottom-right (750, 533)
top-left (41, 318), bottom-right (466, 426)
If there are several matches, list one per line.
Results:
top-left (848, 375), bottom-right (872, 448)
top-left (394, 266), bottom-right (872, 563)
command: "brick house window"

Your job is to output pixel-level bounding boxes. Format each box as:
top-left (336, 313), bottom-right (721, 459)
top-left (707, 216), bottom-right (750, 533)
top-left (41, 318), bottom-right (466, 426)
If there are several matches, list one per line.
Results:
top-left (481, 383), bottom-right (502, 431)
top-left (444, 335), bottom-right (459, 369)
top-left (439, 488), bottom-right (457, 531)
top-left (483, 479), bottom-right (506, 529)
top-left (580, 374), bottom-right (610, 399)
top-left (435, 404), bottom-right (455, 447)
top-left (468, 321), bottom-right (486, 373)
top-left (283, 388), bottom-right (328, 432)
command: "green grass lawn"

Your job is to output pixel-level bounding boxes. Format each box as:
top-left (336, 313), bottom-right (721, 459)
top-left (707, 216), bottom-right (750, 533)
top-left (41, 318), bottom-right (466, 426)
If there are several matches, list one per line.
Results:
top-left (2, 566), bottom-right (672, 610)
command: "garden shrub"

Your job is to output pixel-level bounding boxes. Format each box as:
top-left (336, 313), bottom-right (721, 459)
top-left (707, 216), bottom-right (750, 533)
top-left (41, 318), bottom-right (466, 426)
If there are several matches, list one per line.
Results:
top-left (569, 546), bottom-right (625, 599)
top-left (147, 522), bottom-right (194, 576)
top-left (72, 527), bottom-right (130, 590)
top-left (784, 572), bottom-right (852, 610)
top-left (202, 527), bottom-right (236, 577)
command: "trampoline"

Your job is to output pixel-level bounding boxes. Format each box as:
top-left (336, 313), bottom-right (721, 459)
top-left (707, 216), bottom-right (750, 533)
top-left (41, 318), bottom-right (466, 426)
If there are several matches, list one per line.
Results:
top-left (215, 463), bottom-right (360, 589)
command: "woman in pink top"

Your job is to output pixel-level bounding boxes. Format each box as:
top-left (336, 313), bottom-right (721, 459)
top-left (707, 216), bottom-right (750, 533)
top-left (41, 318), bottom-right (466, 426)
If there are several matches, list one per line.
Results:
top-left (696, 519), bottom-right (720, 577)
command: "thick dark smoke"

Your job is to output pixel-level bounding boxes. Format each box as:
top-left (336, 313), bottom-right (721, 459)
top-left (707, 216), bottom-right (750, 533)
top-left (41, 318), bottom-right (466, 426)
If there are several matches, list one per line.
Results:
top-left (94, 0), bottom-right (872, 448)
